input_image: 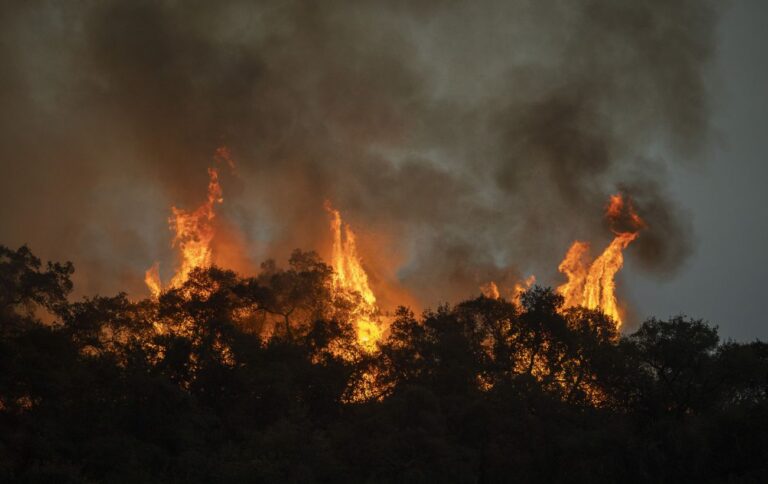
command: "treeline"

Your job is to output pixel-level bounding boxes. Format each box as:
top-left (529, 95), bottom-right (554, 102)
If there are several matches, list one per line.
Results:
top-left (1, 245), bottom-right (767, 483)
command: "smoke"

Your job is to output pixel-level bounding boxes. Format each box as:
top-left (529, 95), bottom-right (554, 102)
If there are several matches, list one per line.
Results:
top-left (0, 0), bottom-right (718, 308)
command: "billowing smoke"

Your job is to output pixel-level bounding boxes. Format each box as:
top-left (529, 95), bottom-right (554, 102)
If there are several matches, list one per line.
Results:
top-left (0, 1), bottom-right (717, 311)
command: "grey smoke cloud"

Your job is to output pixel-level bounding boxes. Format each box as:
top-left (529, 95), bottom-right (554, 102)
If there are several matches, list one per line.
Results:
top-left (0, 0), bottom-right (718, 313)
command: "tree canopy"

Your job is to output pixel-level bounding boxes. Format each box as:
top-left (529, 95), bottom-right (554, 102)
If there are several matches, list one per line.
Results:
top-left (1, 245), bottom-right (766, 482)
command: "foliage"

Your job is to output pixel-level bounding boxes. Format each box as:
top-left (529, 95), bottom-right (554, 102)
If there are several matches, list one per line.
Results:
top-left (1, 245), bottom-right (767, 482)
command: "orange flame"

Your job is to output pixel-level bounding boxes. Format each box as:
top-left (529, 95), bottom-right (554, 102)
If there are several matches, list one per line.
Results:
top-left (325, 201), bottom-right (382, 351)
top-left (512, 275), bottom-right (536, 306)
top-left (480, 281), bottom-right (500, 299)
top-left (556, 194), bottom-right (644, 328)
top-left (481, 275), bottom-right (534, 305)
top-left (145, 163), bottom-right (225, 297)
top-left (144, 262), bottom-right (162, 298)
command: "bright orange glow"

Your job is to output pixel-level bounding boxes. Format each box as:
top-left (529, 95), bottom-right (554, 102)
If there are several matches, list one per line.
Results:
top-left (556, 241), bottom-right (590, 310)
top-left (481, 275), bottom-right (534, 305)
top-left (557, 194), bottom-right (645, 328)
top-left (144, 262), bottom-right (162, 299)
top-left (168, 167), bottom-right (222, 288)
top-left (145, 162), bottom-right (224, 297)
top-left (325, 201), bottom-right (382, 351)
top-left (481, 281), bottom-right (500, 299)
top-left (513, 275), bottom-right (536, 306)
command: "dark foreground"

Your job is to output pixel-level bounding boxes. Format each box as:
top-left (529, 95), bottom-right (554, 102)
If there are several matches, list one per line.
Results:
top-left (1, 245), bottom-right (767, 482)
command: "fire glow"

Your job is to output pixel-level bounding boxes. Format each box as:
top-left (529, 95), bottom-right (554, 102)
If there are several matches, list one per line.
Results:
top-left (142, 150), bottom-right (386, 350)
top-left (145, 154), bottom-right (643, 343)
top-left (483, 194), bottom-right (644, 329)
top-left (556, 194), bottom-right (645, 328)
top-left (325, 201), bottom-right (384, 351)
top-left (144, 152), bottom-right (229, 298)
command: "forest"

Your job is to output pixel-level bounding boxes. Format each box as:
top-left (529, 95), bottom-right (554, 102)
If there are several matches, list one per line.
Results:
top-left (1, 244), bottom-right (767, 483)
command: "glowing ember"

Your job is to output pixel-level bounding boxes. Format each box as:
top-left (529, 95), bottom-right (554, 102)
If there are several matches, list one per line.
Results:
top-left (557, 194), bottom-right (645, 328)
top-left (325, 201), bottom-right (382, 351)
top-left (145, 163), bottom-right (224, 297)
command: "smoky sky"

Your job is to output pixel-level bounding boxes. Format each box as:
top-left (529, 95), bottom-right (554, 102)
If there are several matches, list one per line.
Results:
top-left (0, 0), bottom-right (719, 324)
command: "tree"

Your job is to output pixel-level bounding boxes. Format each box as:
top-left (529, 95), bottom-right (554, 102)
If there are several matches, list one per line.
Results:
top-left (1, 244), bottom-right (768, 482)
top-left (624, 316), bottom-right (720, 416)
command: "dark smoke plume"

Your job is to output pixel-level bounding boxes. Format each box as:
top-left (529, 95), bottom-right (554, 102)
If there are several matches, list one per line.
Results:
top-left (0, 1), bottom-right (718, 310)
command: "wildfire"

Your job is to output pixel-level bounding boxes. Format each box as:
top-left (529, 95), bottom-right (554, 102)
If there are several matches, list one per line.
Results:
top-left (480, 281), bottom-right (500, 299)
top-left (556, 194), bottom-right (645, 328)
top-left (325, 201), bottom-right (383, 351)
top-left (145, 160), bottom-right (226, 297)
top-left (144, 262), bottom-right (162, 298)
top-left (513, 275), bottom-right (536, 306)
top-left (481, 275), bottom-right (535, 307)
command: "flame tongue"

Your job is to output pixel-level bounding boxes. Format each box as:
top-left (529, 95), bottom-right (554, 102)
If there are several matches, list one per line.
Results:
top-left (145, 262), bottom-right (162, 298)
top-left (481, 275), bottom-right (534, 306)
top-left (325, 201), bottom-right (382, 351)
top-left (145, 162), bottom-right (225, 297)
top-left (480, 281), bottom-right (500, 299)
top-left (557, 241), bottom-right (590, 310)
top-left (557, 194), bottom-right (645, 328)
top-left (168, 167), bottom-right (222, 288)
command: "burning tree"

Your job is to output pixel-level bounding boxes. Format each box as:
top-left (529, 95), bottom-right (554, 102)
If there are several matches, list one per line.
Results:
top-left (1, 243), bottom-right (767, 482)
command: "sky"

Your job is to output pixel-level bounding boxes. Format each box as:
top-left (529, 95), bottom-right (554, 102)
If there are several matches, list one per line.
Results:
top-left (0, 1), bottom-right (765, 340)
top-left (627, 0), bottom-right (768, 341)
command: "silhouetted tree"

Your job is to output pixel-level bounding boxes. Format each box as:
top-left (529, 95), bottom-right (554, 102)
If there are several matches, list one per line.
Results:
top-left (1, 244), bottom-right (767, 482)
